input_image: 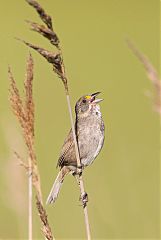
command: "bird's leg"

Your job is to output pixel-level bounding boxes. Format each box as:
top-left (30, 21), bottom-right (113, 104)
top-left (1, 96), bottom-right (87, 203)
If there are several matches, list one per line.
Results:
top-left (73, 172), bottom-right (80, 184)
top-left (73, 172), bottom-right (89, 208)
top-left (77, 163), bottom-right (83, 175)
top-left (72, 163), bottom-right (84, 182)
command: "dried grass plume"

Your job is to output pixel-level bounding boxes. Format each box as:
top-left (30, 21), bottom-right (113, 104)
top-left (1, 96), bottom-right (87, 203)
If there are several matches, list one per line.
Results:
top-left (9, 54), bottom-right (54, 240)
top-left (127, 39), bottom-right (161, 115)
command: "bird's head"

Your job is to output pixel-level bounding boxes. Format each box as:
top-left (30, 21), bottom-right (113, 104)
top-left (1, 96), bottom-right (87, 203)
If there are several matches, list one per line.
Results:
top-left (75, 92), bottom-right (103, 115)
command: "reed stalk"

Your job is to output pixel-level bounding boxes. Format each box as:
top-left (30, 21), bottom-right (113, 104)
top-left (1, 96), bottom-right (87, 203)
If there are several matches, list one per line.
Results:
top-left (23, 0), bottom-right (91, 238)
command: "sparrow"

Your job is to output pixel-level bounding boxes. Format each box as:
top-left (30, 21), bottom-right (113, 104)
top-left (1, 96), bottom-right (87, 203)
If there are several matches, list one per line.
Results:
top-left (46, 92), bottom-right (105, 204)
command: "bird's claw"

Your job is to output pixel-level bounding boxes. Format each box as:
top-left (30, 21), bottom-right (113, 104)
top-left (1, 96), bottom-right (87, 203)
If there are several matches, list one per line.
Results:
top-left (79, 192), bottom-right (88, 208)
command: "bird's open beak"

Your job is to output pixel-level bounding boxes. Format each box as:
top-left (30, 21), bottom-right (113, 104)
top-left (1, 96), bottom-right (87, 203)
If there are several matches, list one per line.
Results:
top-left (90, 92), bottom-right (103, 103)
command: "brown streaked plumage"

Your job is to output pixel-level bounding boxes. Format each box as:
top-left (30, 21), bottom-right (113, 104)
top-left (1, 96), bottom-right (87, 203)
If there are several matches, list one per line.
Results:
top-left (46, 92), bottom-right (105, 204)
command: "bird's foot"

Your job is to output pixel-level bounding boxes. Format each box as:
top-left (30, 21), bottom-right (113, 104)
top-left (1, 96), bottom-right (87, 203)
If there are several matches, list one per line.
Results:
top-left (77, 164), bottom-right (84, 176)
top-left (79, 192), bottom-right (88, 208)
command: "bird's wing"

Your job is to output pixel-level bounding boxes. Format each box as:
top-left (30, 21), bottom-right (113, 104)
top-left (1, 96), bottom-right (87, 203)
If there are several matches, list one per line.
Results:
top-left (57, 129), bottom-right (76, 168)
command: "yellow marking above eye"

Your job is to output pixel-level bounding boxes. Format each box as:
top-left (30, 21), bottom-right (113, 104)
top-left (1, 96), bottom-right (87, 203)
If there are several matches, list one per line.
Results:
top-left (85, 95), bottom-right (91, 99)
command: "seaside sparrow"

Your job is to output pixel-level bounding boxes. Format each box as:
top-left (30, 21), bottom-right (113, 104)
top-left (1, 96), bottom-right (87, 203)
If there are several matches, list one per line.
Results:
top-left (46, 92), bottom-right (105, 204)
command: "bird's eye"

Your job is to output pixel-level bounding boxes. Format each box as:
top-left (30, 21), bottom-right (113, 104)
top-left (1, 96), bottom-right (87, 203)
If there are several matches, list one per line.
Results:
top-left (82, 99), bottom-right (86, 103)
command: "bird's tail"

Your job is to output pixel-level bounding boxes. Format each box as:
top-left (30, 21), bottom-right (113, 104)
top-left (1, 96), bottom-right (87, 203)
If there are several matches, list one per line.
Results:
top-left (46, 166), bottom-right (70, 204)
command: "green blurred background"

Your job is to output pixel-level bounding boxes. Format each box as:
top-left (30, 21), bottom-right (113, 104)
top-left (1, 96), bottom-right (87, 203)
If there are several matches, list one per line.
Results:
top-left (0, 0), bottom-right (160, 239)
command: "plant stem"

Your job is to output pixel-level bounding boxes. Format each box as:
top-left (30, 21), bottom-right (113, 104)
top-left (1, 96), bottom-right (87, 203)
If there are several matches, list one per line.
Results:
top-left (23, 1), bottom-right (91, 237)
top-left (28, 157), bottom-right (32, 240)
top-left (66, 94), bottom-right (91, 240)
